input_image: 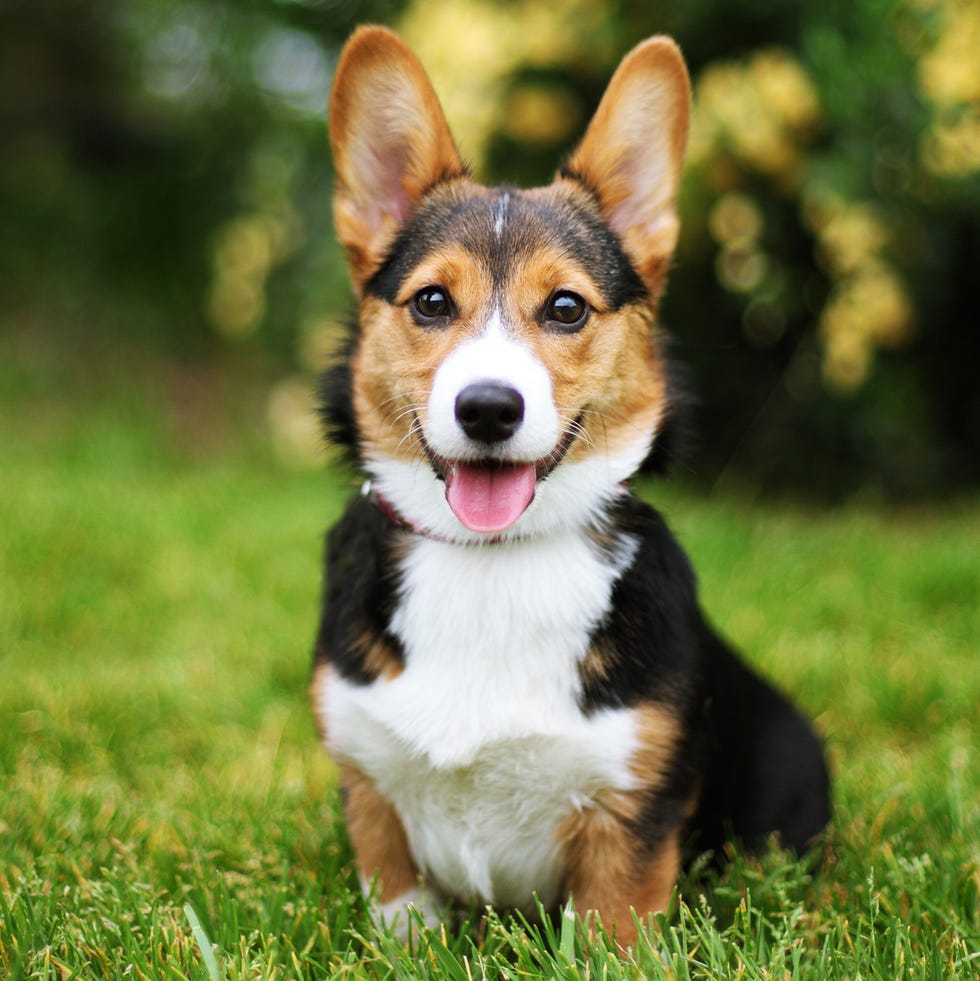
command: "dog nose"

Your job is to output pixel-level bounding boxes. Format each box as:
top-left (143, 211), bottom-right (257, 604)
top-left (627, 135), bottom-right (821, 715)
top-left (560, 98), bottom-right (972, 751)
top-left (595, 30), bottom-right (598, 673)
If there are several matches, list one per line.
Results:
top-left (455, 382), bottom-right (525, 444)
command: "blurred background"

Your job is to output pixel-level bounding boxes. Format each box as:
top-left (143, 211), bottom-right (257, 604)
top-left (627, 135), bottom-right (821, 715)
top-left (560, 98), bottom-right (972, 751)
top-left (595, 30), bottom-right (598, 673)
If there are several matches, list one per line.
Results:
top-left (2, 0), bottom-right (978, 501)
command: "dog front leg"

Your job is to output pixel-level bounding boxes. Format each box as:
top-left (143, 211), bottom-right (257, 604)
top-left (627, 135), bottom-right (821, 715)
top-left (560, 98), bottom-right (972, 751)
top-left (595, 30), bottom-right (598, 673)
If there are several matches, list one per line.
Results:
top-left (340, 764), bottom-right (444, 937)
top-left (560, 798), bottom-right (681, 948)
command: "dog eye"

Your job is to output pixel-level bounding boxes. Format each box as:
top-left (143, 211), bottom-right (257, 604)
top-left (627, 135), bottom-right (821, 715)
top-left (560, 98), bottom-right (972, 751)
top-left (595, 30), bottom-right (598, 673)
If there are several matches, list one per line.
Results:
top-left (412, 286), bottom-right (452, 324)
top-left (545, 290), bottom-right (589, 331)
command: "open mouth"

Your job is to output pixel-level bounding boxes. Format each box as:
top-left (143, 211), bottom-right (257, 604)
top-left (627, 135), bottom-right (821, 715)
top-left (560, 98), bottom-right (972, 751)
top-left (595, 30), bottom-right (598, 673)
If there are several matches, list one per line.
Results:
top-left (421, 419), bottom-right (580, 534)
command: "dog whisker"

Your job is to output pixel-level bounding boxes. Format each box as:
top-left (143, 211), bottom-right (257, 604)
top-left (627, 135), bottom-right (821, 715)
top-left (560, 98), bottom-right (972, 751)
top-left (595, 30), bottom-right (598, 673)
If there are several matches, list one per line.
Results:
top-left (382, 401), bottom-right (427, 436)
top-left (395, 421), bottom-right (423, 453)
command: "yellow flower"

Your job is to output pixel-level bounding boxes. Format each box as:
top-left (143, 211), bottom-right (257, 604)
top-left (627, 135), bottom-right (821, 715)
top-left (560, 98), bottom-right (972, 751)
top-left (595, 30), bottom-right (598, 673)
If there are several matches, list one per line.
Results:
top-left (918, 2), bottom-right (980, 105)
top-left (715, 243), bottom-right (769, 294)
top-left (817, 259), bottom-right (914, 391)
top-left (690, 50), bottom-right (820, 189)
top-left (846, 263), bottom-right (914, 348)
top-left (915, 0), bottom-right (980, 176)
top-left (708, 192), bottom-right (764, 245)
top-left (817, 203), bottom-right (890, 276)
top-left (749, 50), bottom-right (821, 132)
top-left (923, 107), bottom-right (980, 176)
top-left (822, 327), bottom-right (872, 393)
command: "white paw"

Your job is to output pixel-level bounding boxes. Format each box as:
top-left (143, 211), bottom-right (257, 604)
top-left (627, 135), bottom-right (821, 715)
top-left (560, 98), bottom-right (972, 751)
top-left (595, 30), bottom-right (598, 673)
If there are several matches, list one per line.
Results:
top-left (371, 885), bottom-right (446, 942)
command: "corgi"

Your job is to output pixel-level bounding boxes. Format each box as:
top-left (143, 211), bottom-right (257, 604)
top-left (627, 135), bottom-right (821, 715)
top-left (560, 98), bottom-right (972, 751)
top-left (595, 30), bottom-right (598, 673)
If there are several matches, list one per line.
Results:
top-left (311, 25), bottom-right (831, 944)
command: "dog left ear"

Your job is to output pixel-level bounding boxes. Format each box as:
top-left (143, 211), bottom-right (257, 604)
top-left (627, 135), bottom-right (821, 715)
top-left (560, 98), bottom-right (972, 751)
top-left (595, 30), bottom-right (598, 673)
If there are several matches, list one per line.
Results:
top-left (563, 37), bottom-right (690, 293)
top-left (329, 26), bottom-right (467, 292)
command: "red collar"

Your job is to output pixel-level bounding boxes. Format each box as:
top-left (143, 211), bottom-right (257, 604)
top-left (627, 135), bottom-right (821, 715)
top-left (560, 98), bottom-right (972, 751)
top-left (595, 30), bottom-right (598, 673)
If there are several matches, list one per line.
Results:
top-left (362, 480), bottom-right (507, 546)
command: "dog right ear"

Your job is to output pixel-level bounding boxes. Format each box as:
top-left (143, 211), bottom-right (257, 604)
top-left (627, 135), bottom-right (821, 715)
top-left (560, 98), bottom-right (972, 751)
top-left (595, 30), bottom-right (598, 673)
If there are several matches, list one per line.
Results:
top-left (563, 36), bottom-right (690, 296)
top-left (329, 26), bottom-right (467, 292)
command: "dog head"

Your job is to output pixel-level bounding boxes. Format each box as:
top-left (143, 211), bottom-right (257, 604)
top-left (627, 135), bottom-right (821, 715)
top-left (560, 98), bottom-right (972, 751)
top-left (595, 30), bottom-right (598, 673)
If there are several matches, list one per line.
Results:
top-left (323, 26), bottom-right (690, 542)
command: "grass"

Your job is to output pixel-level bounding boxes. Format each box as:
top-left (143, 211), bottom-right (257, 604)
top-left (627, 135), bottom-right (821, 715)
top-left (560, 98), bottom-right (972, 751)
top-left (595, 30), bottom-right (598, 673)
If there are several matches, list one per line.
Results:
top-left (1, 337), bottom-right (977, 979)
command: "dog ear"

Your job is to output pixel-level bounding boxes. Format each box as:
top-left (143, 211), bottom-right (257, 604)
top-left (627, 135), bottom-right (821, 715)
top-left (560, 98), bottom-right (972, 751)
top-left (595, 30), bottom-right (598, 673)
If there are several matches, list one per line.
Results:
top-left (329, 26), bottom-right (467, 291)
top-left (563, 37), bottom-right (690, 293)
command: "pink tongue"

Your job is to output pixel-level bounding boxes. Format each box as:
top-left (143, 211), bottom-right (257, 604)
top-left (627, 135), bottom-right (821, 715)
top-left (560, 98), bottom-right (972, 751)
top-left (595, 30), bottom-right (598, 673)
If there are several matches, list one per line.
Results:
top-left (445, 462), bottom-right (537, 533)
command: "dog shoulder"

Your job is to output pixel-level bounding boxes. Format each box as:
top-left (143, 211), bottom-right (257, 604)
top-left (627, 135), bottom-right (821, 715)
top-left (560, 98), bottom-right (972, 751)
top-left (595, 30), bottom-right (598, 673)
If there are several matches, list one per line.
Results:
top-left (313, 493), bottom-right (406, 685)
top-left (579, 494), bottom-right (705, 713)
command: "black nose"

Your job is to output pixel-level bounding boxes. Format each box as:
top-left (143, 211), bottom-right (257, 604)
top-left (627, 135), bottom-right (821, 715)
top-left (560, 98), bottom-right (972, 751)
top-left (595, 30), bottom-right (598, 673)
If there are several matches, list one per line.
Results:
top-left (455, 382), bottom-right (525, 444)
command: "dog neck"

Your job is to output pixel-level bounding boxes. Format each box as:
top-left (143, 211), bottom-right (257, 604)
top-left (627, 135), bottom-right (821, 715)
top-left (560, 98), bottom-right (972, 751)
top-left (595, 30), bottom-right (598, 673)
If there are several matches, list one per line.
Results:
top-left (362, 479), bottom-right (509, 546)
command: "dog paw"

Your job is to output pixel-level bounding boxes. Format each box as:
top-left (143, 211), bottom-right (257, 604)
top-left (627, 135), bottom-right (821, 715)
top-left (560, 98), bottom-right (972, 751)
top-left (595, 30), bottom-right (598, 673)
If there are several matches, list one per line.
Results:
top-left (372, 886), bottom-right (446, 942)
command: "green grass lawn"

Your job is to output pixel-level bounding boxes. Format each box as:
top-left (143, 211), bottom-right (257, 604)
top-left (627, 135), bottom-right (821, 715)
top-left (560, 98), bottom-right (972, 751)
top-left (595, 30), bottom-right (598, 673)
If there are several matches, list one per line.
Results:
top-left (1, 341), bottom-right (977, 979)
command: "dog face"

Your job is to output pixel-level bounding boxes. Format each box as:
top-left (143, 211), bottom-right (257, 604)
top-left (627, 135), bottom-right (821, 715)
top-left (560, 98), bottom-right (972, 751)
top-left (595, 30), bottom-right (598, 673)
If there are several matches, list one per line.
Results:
top-left (328, 27), bottom-right (690, 541)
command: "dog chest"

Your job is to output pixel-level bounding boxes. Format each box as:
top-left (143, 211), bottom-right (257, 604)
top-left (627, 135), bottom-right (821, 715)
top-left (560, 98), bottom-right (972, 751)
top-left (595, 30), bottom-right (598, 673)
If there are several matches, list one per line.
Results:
top-left (329, 694), bottom-right (640, 910)
top-left (324, 529), bottom-right (642, 908)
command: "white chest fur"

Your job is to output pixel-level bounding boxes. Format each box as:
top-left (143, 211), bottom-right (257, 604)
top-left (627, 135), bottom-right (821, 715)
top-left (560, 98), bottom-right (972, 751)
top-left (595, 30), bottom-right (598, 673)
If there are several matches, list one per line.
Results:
top-left (322, 527), bottom-right (641, 910)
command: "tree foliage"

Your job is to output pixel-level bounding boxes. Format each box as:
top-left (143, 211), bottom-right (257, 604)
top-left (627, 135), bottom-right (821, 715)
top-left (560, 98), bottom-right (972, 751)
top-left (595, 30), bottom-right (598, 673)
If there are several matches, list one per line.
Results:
top-left (1, 0), bottom-right (977, 497)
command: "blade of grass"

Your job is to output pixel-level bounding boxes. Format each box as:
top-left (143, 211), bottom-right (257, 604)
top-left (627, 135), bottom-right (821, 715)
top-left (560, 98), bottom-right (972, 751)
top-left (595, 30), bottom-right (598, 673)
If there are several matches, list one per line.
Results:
top-left (184, 904), bottom-right (224, 981)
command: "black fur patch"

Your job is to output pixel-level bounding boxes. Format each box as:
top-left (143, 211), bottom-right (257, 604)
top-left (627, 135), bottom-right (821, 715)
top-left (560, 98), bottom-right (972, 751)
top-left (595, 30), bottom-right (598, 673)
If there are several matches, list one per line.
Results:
top-left (580, 493), bottom-right (831, 858)
top-left (639, 353), bottom-right (696, 477)
top-left (318, 323), bottom-right (359, 461)
top-left (687, 620), bottom-right (832, 857)
top-left (313, 494), bottom-right (406, 684)
top-left (579, 494), bottom-right (700, 714)
top-left (365, 186), bottom-right (646, 313)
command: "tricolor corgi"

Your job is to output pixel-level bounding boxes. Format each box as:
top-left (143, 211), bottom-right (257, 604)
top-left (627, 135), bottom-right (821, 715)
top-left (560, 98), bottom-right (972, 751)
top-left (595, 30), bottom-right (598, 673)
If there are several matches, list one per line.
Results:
top-left (311, 25), bottom-right (830, 945)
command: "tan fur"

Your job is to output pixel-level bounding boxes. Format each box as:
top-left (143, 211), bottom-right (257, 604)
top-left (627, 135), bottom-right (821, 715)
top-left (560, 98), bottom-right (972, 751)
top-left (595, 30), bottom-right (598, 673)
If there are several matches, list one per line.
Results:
top-left (577, 636), bottom-right (618, 692)
top-left (394, 243), bottom-right (495, 310)
top-left (630, 703), bottom-right (682, 787)
top-left (525, 301), bottom-right (667, 467)
top-left (351, 292), bottom-right (479, 460)
top-left (559, 703), bottom-right (682, 943)
top-left (354, 630), bottom-right (404, 681)
top-left (560, 802), bottom-right (681, 946)
top-left (564, 38), bottom-right (690, 292)
top-left (348, 184), bottom-right (670, 470)
top-left (507, 186), bottom-right (669, 464)
top-left (329, 26), bottom-right (467, 289)
top-left (340, 764), bottom-right (420, 903)
top-left (351, 288), bottom-right (666, 471)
